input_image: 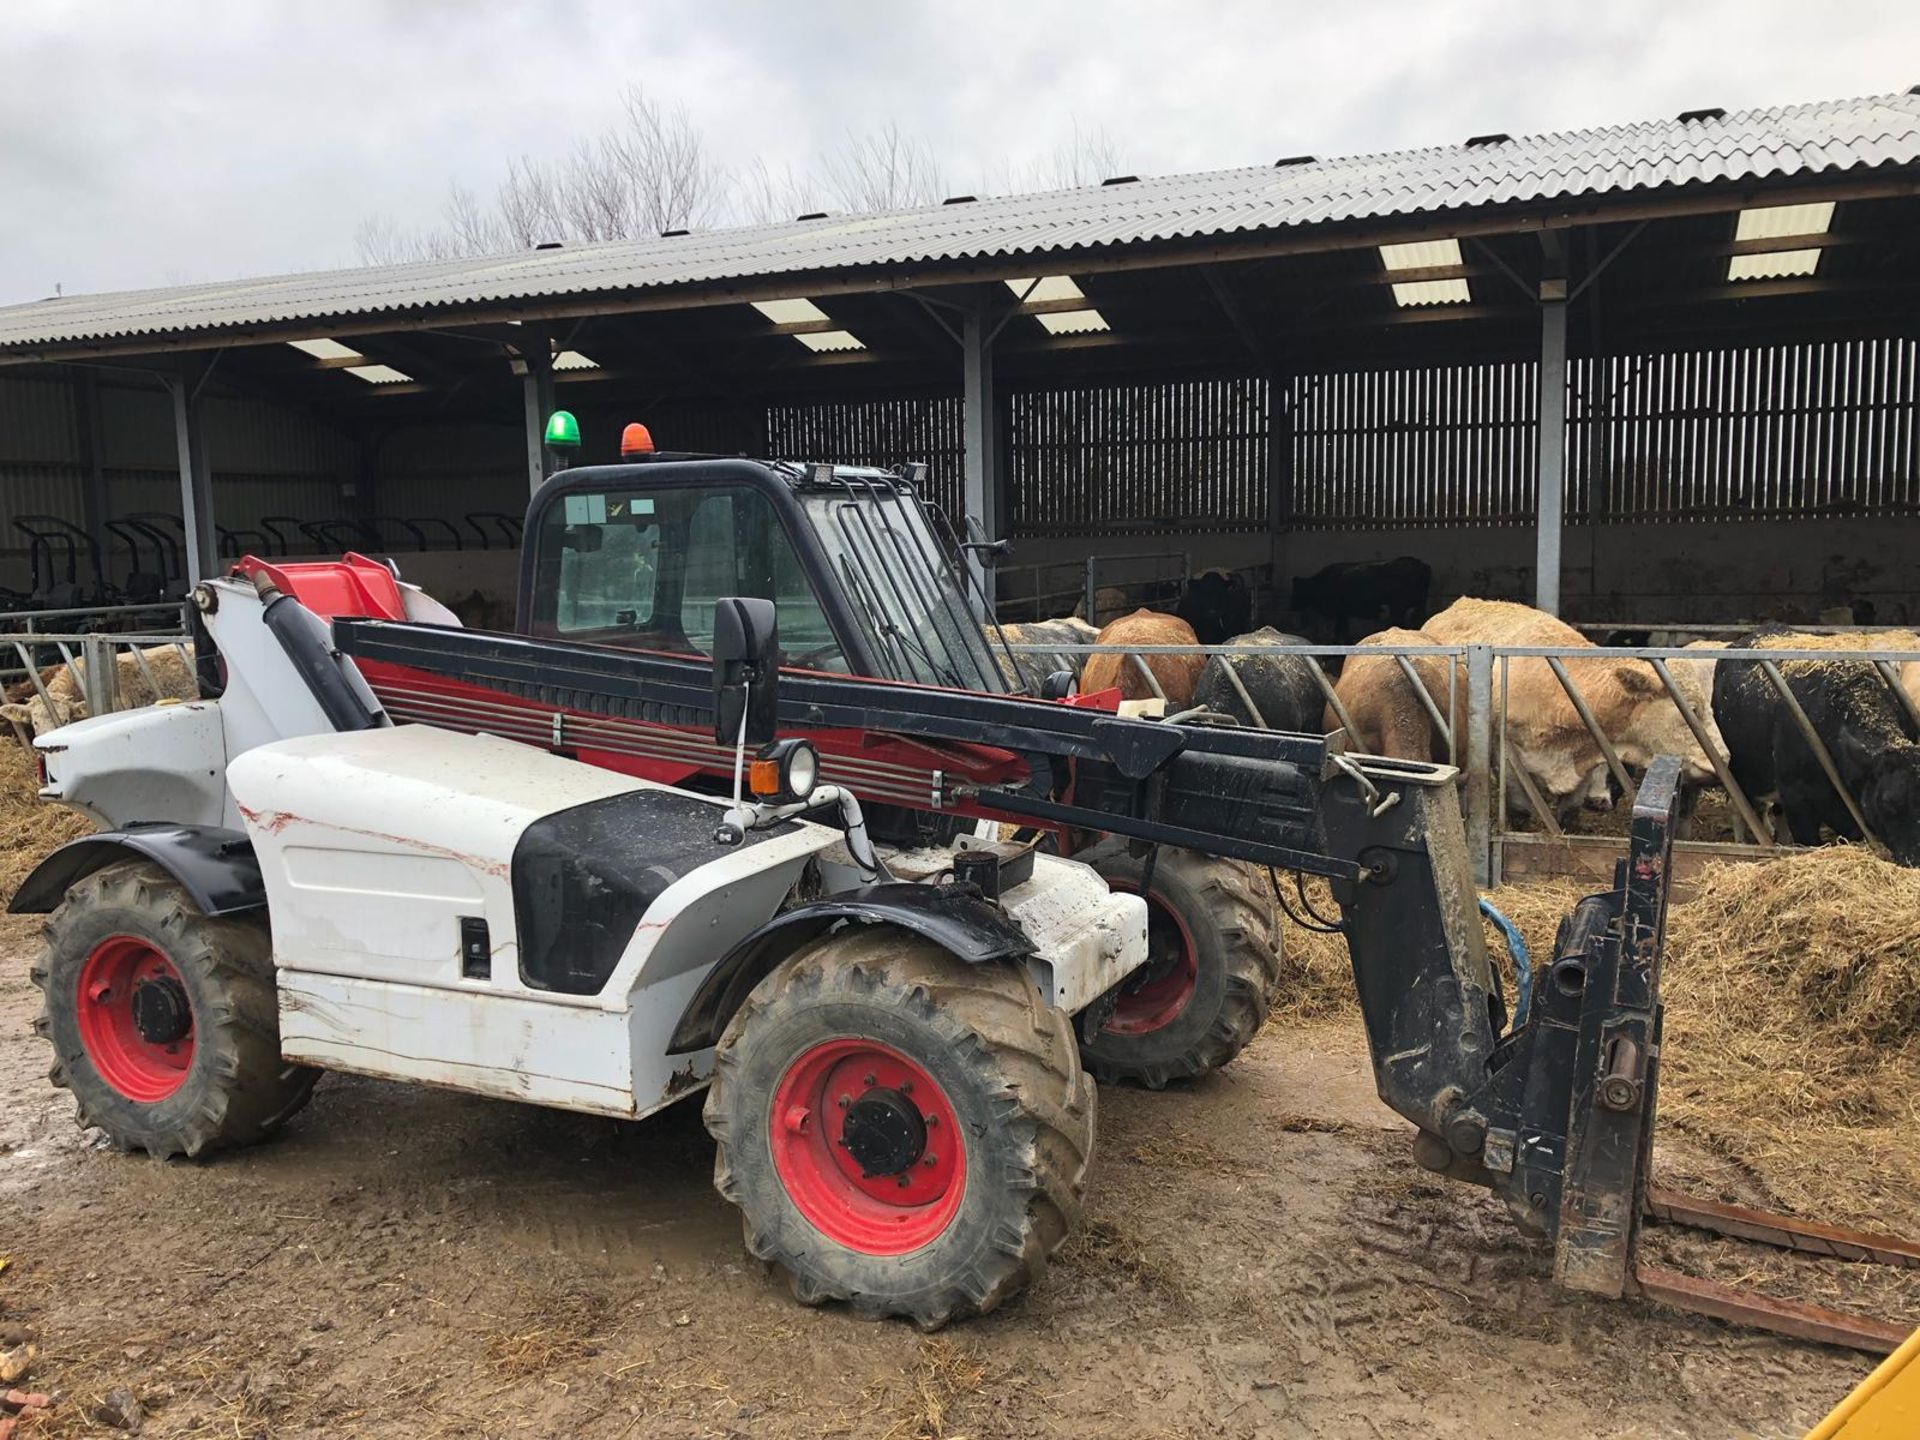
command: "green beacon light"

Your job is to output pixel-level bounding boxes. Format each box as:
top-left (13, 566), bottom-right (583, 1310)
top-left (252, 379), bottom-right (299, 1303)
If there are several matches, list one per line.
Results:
top-left (544, 409), bottom-right (581, 449)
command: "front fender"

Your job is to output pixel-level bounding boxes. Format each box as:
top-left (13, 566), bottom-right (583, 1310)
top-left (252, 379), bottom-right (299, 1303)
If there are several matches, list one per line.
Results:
top-left (667, 883), bottom-right (1033, 1053)
top-left (8, 823), bottom-right (263, 916)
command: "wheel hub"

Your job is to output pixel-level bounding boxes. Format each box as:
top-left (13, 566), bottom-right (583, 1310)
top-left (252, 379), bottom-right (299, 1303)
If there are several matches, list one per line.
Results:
top-left (130, 975), bottom-right (192, 1045)
top-left (841, 1088), bottom-right (927, 1177)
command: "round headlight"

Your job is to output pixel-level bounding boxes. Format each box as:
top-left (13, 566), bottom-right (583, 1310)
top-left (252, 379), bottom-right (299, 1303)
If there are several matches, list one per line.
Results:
top-left (753, 738), bottom-right (820, 802)
top-left (784, 741), bottom-right (819, 798)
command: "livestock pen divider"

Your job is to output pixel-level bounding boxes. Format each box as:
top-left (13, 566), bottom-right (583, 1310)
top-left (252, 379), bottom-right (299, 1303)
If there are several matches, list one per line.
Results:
top-left (1000, 636), bottom-right (1920, 887)
top-left (1, 601), bottom-right (194, 740)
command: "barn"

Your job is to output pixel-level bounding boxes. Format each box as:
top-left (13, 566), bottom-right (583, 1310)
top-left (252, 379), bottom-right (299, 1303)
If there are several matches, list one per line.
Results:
top-left (0, 88), bottom-right (1916, 631)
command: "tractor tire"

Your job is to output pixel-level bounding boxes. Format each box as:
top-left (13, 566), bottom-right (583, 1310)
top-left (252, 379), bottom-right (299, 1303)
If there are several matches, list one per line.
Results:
top-left (31, 859), bottom-right (319, 1159)
top-left (1074, 841), bottom-right (1282, 1089)
top-left (704, 927), bottom-right (1094, 1329)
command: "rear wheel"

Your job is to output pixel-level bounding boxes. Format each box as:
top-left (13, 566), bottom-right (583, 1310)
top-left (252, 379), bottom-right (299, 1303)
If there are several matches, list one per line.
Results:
top-left (704, 928), bottom-right (1093, 1328)
top-left (1076, 842), bottom-right (1282, 1088)
top-left (31, 860), bottom-right (319, 1158)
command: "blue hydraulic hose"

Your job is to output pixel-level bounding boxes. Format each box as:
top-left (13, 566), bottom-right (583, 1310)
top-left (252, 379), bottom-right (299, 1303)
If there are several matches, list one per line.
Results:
top-left (1478, 897), bottom-right (1532, 1032)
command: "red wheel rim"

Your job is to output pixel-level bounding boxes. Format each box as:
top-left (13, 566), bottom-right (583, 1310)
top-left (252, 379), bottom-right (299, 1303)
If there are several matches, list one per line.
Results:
top-left (1104, 883), bottom-right (1198, 1035)
top-left (769, 1038), bottom-right (965, 1255)
top-left (76, 936), bottom-right (195, 1102)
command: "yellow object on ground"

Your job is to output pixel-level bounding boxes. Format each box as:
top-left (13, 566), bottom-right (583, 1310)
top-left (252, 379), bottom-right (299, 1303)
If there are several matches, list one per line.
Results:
top-left (1808, 1324), bottom-right (1920, 1439)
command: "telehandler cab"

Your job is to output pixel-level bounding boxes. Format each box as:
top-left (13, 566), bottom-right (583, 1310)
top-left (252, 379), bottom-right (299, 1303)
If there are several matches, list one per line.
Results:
top-left (12, 428), bottom-right (1914, 1344)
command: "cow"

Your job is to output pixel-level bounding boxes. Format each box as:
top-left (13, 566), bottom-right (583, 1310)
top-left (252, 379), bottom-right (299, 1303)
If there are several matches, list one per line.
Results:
top-left (1189, 628), bottom-right (1322, 732)
top-left (1072, 586), bottom-right (1133, 628)
top-left (1290, 556), bottom-right (1431, 640)
top-left (1713, 628), bottom-right (1920, 865)
top-left (1758, 629), bottom-right (1920, 720)
top-left (983, 617), bottom-right (1098, 692)
top-left (1, 642), bottom-right (198, 742)
top-left (1080, 609), bottom-right (1206, 708)
top-left (1175, 569), bottom-right (1253, 647)
top-left (1422, 597), bottom-right (1726, 821)
top-left (1327, 627), bottom-right (1452, 761)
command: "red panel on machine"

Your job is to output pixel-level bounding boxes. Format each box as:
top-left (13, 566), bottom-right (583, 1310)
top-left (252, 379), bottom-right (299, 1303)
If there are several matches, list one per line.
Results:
top-left (232, 552), bottom-right (409, 621)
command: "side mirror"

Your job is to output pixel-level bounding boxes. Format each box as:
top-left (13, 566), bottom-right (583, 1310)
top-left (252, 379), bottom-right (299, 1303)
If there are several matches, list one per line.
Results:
top-left (712, 596), bottom-right (779, 746)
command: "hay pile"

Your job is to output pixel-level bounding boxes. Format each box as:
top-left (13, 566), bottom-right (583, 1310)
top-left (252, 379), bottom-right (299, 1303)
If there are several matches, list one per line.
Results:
top-left (0, 739), bottom-right (88, 898)
top-left (1660, 847), bottom-right (1920, 1226)
top-left (1270, 849), bottom-right (1920, 1227)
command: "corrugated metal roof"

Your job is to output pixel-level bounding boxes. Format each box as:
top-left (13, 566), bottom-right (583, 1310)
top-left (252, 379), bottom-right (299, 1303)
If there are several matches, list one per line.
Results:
top-left (5, 90), bottom-right (1918, 352)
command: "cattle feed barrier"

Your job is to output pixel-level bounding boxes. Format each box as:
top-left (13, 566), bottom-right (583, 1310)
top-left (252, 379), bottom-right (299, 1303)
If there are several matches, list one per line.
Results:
top-left (1002, 636), bottom-right (1920, 885)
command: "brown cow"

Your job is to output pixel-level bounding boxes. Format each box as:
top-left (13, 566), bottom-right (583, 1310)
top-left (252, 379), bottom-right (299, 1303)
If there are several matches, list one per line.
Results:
top-left (1080, 610), bottom-right (1206, 708)
top-left (1422, 598), bottom-right (1724, 819)
top-left (1327, 627), bottom-right (1452, 761)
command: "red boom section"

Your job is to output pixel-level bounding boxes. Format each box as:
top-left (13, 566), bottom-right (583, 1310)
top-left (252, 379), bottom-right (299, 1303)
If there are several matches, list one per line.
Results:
top-left (357, 659), bottom-right (1031, 818)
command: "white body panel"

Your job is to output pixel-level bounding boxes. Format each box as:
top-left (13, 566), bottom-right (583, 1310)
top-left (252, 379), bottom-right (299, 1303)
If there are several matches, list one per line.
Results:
top-left (232, 725), bottom-right (838, 1118)
top-left (878, 845), bottom-right (1148, 1013)
top-left (35, 699), bottom-right (228, 829)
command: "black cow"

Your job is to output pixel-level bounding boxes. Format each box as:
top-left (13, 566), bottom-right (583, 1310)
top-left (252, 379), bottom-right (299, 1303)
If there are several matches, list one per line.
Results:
top-left (1712, 628), bottom-right (1920, 865)
top-left (1175, 568), bottom-right (1253, 646)
top-left (1290, 556), bottom-right (1431, 640)
top-left (1190, 628), bottom-right (1323, 733)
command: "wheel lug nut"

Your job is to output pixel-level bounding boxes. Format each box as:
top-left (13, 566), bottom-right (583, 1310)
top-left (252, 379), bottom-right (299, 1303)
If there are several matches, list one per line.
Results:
top-left (895, 1175), bottom-right (911, 1188)
top-left (900, 1080), bottom-right (913, 1094)
top-left (925, 1115), bottom-right (938, 1129)
top-left (863, 1073), bottom-right (876, 1086)
top-left (836, 1095), bottom-right (850, 1109)
top-left (922, 1154), bottom-right (937, 1167)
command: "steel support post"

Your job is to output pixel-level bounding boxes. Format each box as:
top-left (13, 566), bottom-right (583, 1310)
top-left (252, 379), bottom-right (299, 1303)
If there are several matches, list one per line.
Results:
top-left (961, 309), bottom-right (1001, 612)
top-left (1266, 368), bottom-right (1294, 608)
top-left (166, 372), bottom-right (217, 587)
top-left (522, 346), bottom-right (557, 496)
top-left (1536, 289), bottom-right (1568, 615)
top-left (1465, 644), bottom-right (1495, 885)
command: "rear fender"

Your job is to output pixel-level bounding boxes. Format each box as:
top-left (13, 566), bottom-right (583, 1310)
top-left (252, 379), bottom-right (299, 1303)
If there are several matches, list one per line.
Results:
top-left (667, 884), bottom-right (1033, 1053)
top-left (8, 824), bottom-right (262, 916)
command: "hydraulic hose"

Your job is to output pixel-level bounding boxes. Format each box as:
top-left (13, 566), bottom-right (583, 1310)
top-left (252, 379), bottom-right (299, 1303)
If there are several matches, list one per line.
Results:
top-left (1478, 897), bottom-right (1532, 1031)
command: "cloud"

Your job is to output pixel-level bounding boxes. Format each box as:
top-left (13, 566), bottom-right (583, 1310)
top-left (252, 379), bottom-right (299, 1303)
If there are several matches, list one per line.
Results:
top-left (0, 0), bottom-right (1913, 303)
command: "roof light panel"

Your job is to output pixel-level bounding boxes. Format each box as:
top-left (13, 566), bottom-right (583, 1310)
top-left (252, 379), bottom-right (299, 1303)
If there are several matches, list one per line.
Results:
top-left (1728, 250), bottom-right (1822, 281)
top-left (752, 298), bottom-right (831, 325)
top-left (1733, 202), bottom-right (1834, 241)
top-left (1037, 310), bottom-right (1110, 335)
top-left (551, 350), bottom-right (598, 371)
top-left (1379, 238), bottom-right (1463, 271)
top-left (287, 338), bottom-right (363, 361)
top-left (795, 329), bottom-right (866, 353)
top-left (1391, 279), bottom-right (1473, 307)
top-left (1004, 275), bottom-right (1086, 303)
top-left (344, 364), bottom-right (414, 384)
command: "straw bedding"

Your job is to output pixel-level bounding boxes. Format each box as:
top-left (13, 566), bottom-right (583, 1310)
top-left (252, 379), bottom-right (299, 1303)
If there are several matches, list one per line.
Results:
top-left (1274, 849), bottom-right (1920, 1227)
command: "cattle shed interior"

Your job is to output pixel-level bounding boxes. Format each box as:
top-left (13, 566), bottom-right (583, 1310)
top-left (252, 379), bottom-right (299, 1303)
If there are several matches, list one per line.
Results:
top-left (1, 89), bottom-right (1917, 631)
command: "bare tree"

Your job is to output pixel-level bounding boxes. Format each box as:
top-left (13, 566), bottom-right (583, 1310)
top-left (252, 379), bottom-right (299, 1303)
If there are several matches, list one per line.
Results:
top-left (355, 101), bottom-right (1129, 266)
top-left (818, 122), bottom-right (947, 213)
top-left (355, 85), bottom-right (724, 263)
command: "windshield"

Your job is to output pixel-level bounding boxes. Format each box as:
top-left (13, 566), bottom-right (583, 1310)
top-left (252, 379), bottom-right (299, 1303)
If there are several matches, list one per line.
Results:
top-left (798, 482), bottom-right (1008, 692)
top-left (527, 483), bottom-right (848, 670)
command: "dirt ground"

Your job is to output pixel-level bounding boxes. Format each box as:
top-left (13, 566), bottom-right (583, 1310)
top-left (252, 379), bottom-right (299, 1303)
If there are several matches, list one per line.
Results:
top-left (0, 911), bottom-right (1895, 1440)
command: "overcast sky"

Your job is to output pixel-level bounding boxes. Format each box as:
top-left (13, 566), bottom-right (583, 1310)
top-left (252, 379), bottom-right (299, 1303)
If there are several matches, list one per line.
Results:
top-left (2, 0), bottom-right (1915, 305)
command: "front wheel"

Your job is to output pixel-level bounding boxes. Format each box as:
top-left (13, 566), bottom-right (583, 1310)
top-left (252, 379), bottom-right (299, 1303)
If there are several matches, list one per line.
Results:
top-left (1075, 842), bottom-right (1282, 1089)
top-left (704, 928), bottom-right (1094, 1328)
top-left (31, 859), bottom-right (319, 1159)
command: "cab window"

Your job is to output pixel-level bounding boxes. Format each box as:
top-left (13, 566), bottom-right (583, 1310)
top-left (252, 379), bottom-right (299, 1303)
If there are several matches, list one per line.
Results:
top-left (529, 484), bottom-right (847, 671)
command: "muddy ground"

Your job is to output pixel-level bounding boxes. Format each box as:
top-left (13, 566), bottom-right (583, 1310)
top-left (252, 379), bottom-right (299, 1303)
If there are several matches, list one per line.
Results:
top-left (0, 913), bottom-right (1891, 1440)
